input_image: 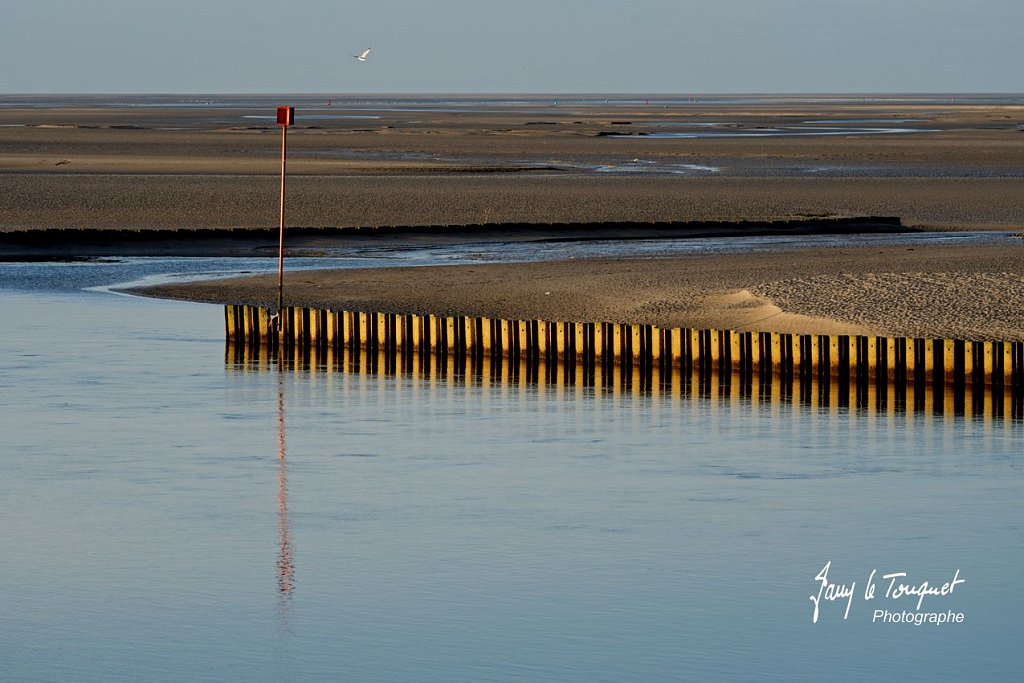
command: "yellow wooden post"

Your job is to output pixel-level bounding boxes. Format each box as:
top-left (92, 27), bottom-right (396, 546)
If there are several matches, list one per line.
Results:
top-left (442, 316), bottom-right (453, 354)
top-left (828, 335), bottom-right (840, 375)
top-left (324, 310), bottom-right (335, 347)
top-left (294, 307), bottom-right (305, 347)
top-left (255, 307), bottom-right (270, 343)
top-left (518, 320), bottom-right (528, 359)
top-left (410, 314), bottom-right (421, 353)
top-left (883, 337), bottom-right (895, 380)
top-left (463, 316), bottom-right (474, 355)
top-left (475, 316), bottom-right (489, 354)
top-left (652, 326), bottom-right (663, 364)
top-left (942, 339), bottom-right (955, 384)
top-left (983, 341), bottom-right (995, 385)
top-left (670, 328), bottom-right (681, 366)
top-left (242, 305), bottom-right (254, 342)
top-left (226, 305), bottom-right (237, 341)
top-left (923, 339), bottom-right (935, 383)
top-left (505, 321), bottom-right (516, 360)
top-left (305, 308), bottom-right (318, 347)
top-left (902, 338), bottom-right (914, 382)
top-left (612, 324), bottom-right (623, 361)
top-left (362, 311), bottom-right (374, 350)
top-left (964, 341), bottom-right (975, 385)
top-left (866, 336), bottom-right (878, 375)
top-left (397, 313), bottom-right (408, 351)
top-left (710, 329), bottom-right (721, 372)
top-left (574, 322), bottom-right (585, 362)
top-left (687, 329), bottom-right (700, 368)
top-left (489, 317), bottom-right (501, 356)
top-left (769, 333), bottom-right (781, 373)
top-left (550, 321), bottom-right (563, 361)
top-left (372, 312), bottom-right (384, 350)
top-left (245, 305), bottom-right (254, 345)
top-left (341, 311), bottom-right (352, 349)
top-left (594, 322), bottom-right (605, 362)
top-left (537, 320), bottom-right (549, 360)
top-left (1004, 342), bottom-right (1014, 388)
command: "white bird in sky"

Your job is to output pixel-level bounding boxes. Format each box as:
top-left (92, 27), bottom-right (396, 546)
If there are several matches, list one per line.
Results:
top-left (353, 47), bottom-right (372, 62)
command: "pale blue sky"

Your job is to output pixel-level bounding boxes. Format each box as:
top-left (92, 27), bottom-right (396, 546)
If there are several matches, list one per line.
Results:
top-left (2, 0), bottom-right (1020, 93)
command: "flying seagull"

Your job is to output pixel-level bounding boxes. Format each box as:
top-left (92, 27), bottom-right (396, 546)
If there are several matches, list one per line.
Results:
top-left (353, 47), bottom-right (372, 62)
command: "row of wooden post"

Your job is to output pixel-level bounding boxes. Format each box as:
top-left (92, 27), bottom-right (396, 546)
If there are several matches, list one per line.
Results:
top-left (226, 305), bottom-right (1024, 390)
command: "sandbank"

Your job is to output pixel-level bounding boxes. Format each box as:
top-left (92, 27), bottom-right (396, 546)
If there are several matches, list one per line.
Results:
top-left (138, 240), bottom-right (1024, 342)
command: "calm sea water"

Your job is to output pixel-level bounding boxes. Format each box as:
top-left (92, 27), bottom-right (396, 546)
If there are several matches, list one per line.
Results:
top-left (1, 258), bottom-right (1021, 682)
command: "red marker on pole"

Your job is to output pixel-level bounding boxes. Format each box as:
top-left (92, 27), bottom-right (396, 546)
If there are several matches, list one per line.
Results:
top-left (275, 106), bottom-right (294, 332)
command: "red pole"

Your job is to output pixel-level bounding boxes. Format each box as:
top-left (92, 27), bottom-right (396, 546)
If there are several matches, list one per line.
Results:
top-left (276, 116), bottom-right (288, 331)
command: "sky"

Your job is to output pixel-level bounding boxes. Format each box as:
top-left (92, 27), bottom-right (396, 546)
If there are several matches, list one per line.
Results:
top-left (2, 0), bottom-right (1021, 94)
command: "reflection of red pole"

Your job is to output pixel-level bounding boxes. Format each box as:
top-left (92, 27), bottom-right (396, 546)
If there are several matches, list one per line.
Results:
top-left (275, 106), bottom-right (294, 332)
top-left (277, 371), bottom-right (293, 596)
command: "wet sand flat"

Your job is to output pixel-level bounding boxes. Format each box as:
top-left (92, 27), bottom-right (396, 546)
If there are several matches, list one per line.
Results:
top-left (1, 94), bottom-right (1022, 232)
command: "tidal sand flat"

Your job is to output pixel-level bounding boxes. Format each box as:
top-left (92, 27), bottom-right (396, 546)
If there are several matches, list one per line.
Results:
top-left (1, 94), bottom-right (1022, 232)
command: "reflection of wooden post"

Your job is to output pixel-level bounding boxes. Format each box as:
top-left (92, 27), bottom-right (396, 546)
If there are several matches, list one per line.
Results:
top-left (276, 106), bottom-right (295, 330)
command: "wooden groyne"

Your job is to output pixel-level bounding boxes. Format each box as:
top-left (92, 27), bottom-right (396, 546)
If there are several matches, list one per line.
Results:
top-left (226, 304), bottom-right (1024, 395)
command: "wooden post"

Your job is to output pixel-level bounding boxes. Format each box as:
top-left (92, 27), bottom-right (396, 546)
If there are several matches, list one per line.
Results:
top-left (943, 339), bottom-right (956, 385)
top-left (922, 339), bottom-right (934, 384)
top-left (983, 341), bottom-right (995, 385)
top-left (225, 305), bottom-right (236, 342)
top-left (964, 341), bottom-right (975, 386)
